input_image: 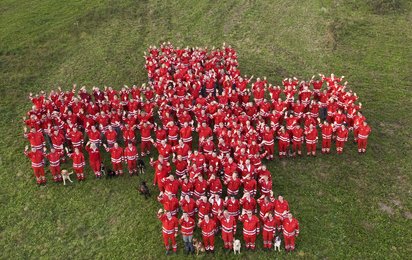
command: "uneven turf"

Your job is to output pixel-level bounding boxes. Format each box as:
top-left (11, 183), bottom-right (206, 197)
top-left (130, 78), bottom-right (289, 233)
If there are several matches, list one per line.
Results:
top-left (1, 0), bottom-right (411, 258)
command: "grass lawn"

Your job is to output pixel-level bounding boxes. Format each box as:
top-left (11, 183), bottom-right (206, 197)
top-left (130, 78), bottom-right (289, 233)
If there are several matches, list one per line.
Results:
top-left (1, 0), bottom-right (411, 258)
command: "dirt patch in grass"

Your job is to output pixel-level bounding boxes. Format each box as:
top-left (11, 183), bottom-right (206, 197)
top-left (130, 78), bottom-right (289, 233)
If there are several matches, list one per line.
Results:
top-left (404, 211), bottom-right (412, 220)
top-left (362, 221), bottom-right (375, 231)
top-left (378, 202), bottom-right (394, 216)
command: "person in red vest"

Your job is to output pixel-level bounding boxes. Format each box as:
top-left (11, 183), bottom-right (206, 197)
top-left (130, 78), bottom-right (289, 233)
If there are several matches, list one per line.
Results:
top-left (66, 147), bottom-right (85, 181)
top-left (261, 126), bottom-right (275, 160)
top-left (123, 141), bottom-right (138, 175)
top-left (157, 209), bottom-right (178, 255)
top-left (24, 145), bottom-right (46, 185)
top-left (85, 141), bottom-right (102, 178)
top-left (318, 119), bottom-right (333, 154)
top-left (335, 125), bottom-right (349, 154)
top-left (239, 210), bottom-right (260, 251)
top-left (304, 124), bottom-right (318, 156)
top-left (179, 212), bottom-right (195, 255)
top-left (357, 121), bottom-right (371, 153)
top-left (198, 214), bottom-right (217, 253)
top-left (262, 212), bottom-right (276, 250)
top-left (104, 142), bottom-right (124, 176)
top-left (45, 147), bottom-right (62, 182)
top-left (217, 209), bottom-right (237, 252)
top-left (283, 213), bottom-right (300, 252)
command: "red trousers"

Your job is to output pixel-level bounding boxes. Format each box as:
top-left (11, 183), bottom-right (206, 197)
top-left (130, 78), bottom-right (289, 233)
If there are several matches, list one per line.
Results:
top-left (263, 230), bottom-right (274, 248)
top-left (127, 160), bottom-right (136, 172)
top-left (202, 235), bottom-right (215, 251)
top-left (322, 139), bottom-right (331, 149)
top-left (357, 139), bottom-right (368, 150)
top-left (32, 167), bottom-right (46, 184)
top-left (89, 159), bottom-right (101, 173)
top-left (353, 128), bottom-right (359, 140)
top-left (284, 235), bottom-right (296, 250)
top-left (292, 141), bottom-right (302, 153)
top-left (183, 141), bottom-right (192, 149)
top-left (264, 144), bottom-right (274, 156)
top-left (112, 162), bottom-right (123, 172)
top-left (50, 166), bottom-right (61, 182)
top-left (222, 232), bottom-right (234, 249)
top-left (336, 141), bottom-right (345, 149)
top-left (141, 141), bottom-right (151, 154)
top-left (168, 139), bottom-right (178, 147)
top-left (73, 167), bottom-right (85, 180)
top-left (162, 233), bottom-right (177, 252)
top-left (306, 142), bottom-right (316, 153)
top-left (243, 234), bottom-right (257, 249)
top-left (278, 142), bottom-right (289, 154)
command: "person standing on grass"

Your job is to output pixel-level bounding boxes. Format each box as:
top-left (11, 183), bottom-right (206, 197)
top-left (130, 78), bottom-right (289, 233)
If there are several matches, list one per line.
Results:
top-left (157, 209), bottom-right (178, 255)
top-left (179, 213), bottom-right (195, 255)
top-left (239, 210), bottom-right (260, 251)
top-left (282, 213), bottom-right (299, 252)
top-left (24, 145), bottom-right (46, 185)
top-left (85, 141), bottom-right (102, 178)
top-left (198, 214), bottom-right (217, 254)
top-left (357, 121), bottom-right (371, 153)
top-left (335, 124), bottom-right (349, 154)
top-left (66, 147), bottom-right (85, 181)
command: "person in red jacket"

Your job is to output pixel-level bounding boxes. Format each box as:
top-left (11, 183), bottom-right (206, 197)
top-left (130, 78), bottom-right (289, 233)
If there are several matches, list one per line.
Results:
top-left (262, 212), bottom-right (276, 249)
top-left (357, 121), bottom-right (371, 153)
top-left (124, 141), bottom-right (138, 175)
top-left (157, 209), bottom-right (178, 255)
top-left (277, 126), bottom-right (290, 159)
top-left (304, 124), bottom-right (318, 156)
top-left (179, 213), bottom-right (195, 255)
top-left (291, 125), bottom-right (304, 157)
top-left (217, 209), bottom-right (237, 252)
top-left (257, 195), bottom-right (275, 220)
top-left (138, 121), bottom-right (153, 156)
top-left (24, 127), bottom-right (45, 151)
top-left (239, 210), bottom-right (260, 251)
top-left (196, 196), bottom-right (212, 220)
top-left (45, 147), bottom-right (62, 182)
top-left (69, 127), bottom-right (84, 149)
top-left (335, 125), bottom-right (349, 154)
top-left (180, 195), bottom-right (197, 218)
top-left (240, 192), bottom-right (257, 214)
top-left (274, 195), bottom-right (289, 233)
top-left (260, 126), bottom-right (275, 160)
top-left (192, 174), bottom-right (208, 200)
top-left (180, 122), bottom-right (193, 149)
top-left (66, 147), bottom-right (85, 181)
top-left (225, 172), bottom-right (242, 197)
top-left (104, 142), bottom-right (124, 175)
top-left (318, 119), bottom-right (333, 154)
top-left (24, 146), bottom-right (46, 185)
top-left (162, 175), bottom-right (180, 197)
top-left (165, 121), bottom-right (179, 147)
top-left (158, 192), bottom-right (179, 217)
top-left (283, 213), bottom-right (300, 252)
top-left (198, 214), bottom-right (217, 253)
top-left (85, 141), bottom-right (102, 178)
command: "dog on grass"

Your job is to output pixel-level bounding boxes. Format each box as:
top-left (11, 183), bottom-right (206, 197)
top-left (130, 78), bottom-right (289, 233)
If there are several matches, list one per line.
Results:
top-left (274, 236), bottom-right (281, 252)
top-left (138, 181), bottom-right (150, 199)
top-left (192, 238), bottom-right (205, 255)
top-left (106, 169), bottom-right (116, 178)
top-left (233, 239), bottom-right (241, 254)
top-left (61, 169), bottom-right (73, 185)
top-left (137, 159), bottom-right (145, 175)
top-left (100, 164), bottom-right (107, 176)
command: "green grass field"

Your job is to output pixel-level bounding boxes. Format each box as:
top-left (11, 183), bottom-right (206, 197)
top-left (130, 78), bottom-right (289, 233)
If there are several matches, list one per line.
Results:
top-left (1, 0), bottom-right (411, 258)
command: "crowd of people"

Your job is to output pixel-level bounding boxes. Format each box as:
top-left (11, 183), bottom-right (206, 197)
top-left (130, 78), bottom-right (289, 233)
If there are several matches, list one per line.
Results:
top-left (23, 42), bottom-right (371, 254)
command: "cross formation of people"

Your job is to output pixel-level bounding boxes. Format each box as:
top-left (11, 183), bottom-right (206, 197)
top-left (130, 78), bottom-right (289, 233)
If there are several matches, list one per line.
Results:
top-left (23, 42), bottom-right (371, 254)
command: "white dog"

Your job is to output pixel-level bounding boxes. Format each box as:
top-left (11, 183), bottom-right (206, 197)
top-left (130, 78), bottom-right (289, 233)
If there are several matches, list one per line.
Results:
top-left (61, 170), bottom-right (73, 185)
top-left (274, 236), bottom-right (281, 251)
top-left (233, 239), bottom-right (241, 254)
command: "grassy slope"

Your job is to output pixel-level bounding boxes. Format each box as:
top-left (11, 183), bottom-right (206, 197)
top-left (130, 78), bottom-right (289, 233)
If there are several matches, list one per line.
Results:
top-left (1, 0), bottom-right (411, 258)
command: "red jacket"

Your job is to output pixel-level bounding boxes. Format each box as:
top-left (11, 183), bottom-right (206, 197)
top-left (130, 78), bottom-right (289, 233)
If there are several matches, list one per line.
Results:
top-left (25, 150), bottom-right (44, 168)
top-left (283, 217), bottom-right (299, 237)
top-left (70, 152), bottom-right (85, 169)
top-left (218, 215), bottom-right (237, 234)
top-left (180, 198), bottom-right (197, 216)
top-left (179, 217), bottom-right (195, 236)
top-left (158, 214), bottom-right (178, 235)
top-left (224, 198), bottom-right (240, 217)
top-left (240, 214), bottom-right (260, 236)
top-left (158, 195), bottom-right (179, 216)
top-left (274, 200), bottom-right (289, 220)
top-left (107, 147), bottom-right (123, 163)
top-left (124, 146), bottom-right (138, 161)
top-left (198, 219), bottom-right (216, 237)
